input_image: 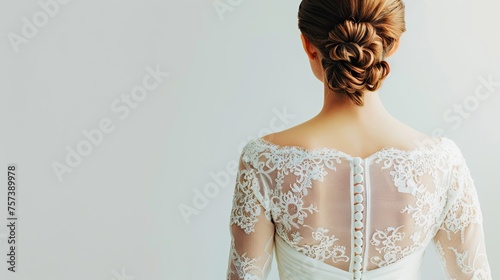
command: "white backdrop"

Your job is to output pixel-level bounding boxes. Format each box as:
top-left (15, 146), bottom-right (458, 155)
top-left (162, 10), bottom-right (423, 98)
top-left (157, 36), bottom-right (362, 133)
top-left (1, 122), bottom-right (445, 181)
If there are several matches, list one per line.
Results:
top-left (0, 0), bottom-right (498, 279)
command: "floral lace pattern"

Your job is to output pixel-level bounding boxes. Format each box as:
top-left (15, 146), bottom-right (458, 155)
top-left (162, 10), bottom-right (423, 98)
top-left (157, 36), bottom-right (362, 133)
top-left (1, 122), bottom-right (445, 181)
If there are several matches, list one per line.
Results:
top-left (433, 240), bottom-right (491, 280)
top-left (295, 226), bottom-right (349, 263)
top-left (369, 225), bottom-right (419, 267)
top-left (228, 236), bottom-right (273, 280)
top-left (227, 137), bottom-right (491, 279)
top-left (230, 166), bottom-right (268, 235)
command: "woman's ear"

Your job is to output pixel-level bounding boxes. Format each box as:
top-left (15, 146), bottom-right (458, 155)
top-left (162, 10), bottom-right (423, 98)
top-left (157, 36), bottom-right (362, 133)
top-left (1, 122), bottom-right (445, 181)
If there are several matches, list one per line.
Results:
top-left (300, 33), bottom-right (317, 61)
top-left (300, 33), bottom-right (325, 82)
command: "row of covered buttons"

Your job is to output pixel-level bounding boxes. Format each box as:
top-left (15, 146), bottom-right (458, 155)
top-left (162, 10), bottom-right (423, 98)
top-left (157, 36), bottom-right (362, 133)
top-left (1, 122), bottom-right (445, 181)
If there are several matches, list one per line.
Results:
top-left (352, 157), bottom-right (365, 280)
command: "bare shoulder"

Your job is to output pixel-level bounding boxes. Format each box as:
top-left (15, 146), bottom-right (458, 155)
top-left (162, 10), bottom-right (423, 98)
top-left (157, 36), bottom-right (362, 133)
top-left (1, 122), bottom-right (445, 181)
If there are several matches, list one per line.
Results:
top-left (390, 120), bottom-right (442, 149)
top-left (260, 117), bottom-right (441, 152)
top-left (261, 119), bottom-right (321, 149)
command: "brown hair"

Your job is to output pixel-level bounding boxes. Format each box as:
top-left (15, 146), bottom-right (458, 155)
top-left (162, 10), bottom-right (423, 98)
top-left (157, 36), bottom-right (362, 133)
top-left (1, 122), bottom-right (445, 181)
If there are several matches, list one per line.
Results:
top-left (298, 0), bottom-right (406, 106)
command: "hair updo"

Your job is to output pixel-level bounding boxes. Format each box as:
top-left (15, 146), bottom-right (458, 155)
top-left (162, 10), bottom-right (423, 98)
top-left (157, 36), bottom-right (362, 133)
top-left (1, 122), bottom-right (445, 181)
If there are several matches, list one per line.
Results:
top-left (298, 0), bottom-right (406, 106)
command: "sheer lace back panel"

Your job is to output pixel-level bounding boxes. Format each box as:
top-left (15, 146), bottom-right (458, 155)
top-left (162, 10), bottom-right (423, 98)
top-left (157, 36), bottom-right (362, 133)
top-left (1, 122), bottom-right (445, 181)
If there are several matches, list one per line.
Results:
top-left (227, 137), bottom-right (491, 280)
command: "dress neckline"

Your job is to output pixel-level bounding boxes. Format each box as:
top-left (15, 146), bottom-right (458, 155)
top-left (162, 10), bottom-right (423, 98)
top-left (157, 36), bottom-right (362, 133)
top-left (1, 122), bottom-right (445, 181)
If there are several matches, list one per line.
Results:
top-left (254, 136), bottom-right (448, 161)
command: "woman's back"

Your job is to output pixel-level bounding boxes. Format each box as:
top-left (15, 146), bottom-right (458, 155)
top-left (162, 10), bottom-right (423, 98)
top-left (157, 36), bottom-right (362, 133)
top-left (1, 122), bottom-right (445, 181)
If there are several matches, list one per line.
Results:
top-left (227, 129), bottom-right (490, 279)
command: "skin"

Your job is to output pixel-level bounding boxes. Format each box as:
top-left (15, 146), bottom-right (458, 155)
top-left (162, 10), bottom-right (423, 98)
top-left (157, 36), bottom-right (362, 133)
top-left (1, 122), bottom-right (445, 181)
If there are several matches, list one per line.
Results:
top-left (262, 34), bottom-right (433, 159)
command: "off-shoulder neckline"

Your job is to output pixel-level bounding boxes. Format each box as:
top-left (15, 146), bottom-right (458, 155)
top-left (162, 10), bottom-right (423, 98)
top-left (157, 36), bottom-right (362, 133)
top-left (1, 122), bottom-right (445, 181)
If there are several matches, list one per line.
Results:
top-left (252, 136), bottom-right (450, 161)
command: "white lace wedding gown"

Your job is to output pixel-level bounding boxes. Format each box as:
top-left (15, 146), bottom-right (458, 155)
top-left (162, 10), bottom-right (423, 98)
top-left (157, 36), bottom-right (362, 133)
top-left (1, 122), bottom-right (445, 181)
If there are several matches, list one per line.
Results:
top-left (226, 136), bottom-right (491, 280)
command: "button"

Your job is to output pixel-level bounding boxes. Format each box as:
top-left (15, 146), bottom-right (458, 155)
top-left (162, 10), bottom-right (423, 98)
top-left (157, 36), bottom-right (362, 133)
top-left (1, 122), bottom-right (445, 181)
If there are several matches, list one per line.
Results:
top-left (354, 246), bottom-right (362, 254)
top-left (355, 204), bottom-right (364, 212)
top-left (354, 255), bottom-right (362, 263)
top-left (354, 212), bottom-right (363, 220)
top-left (354, 194), bottom-right (364, 203)
top-left (354, 221), bottom-right (363, 228)
top-left (354, 174), bottom-right (364, 183)
top-left (353, 157), bottom-right (362, 165)
top-left (354, 185), bottom-right (364, 193)
top-left (354, 165), bottom-right (363, 173)
top-left (354, 238), bottom-right (364, 247)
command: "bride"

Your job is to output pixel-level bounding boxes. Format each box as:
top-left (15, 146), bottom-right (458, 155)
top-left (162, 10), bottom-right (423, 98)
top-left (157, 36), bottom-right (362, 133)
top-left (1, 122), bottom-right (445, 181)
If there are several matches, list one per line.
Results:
top-left (226, 0), bottom-right (492, 279)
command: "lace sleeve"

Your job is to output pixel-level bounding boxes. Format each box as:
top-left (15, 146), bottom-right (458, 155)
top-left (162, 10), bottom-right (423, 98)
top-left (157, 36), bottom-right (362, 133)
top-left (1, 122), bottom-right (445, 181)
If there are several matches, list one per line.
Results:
top-left (226, 145), bottom-right (275, 280)
top-left (432, 146), bottom-right (491, 279)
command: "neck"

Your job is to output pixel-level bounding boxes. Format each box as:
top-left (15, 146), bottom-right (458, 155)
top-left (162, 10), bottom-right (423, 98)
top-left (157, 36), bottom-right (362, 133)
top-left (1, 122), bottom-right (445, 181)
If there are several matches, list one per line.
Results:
top-left (314, 83), bottom-right (393, 123)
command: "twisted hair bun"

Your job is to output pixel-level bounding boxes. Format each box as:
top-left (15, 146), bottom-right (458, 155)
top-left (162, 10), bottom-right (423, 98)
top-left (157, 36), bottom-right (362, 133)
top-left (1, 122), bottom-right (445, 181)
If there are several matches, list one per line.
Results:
top-left (298, 0), bottom-right (406, 106)
top-left (323, 19), bottom-right (390, 105)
